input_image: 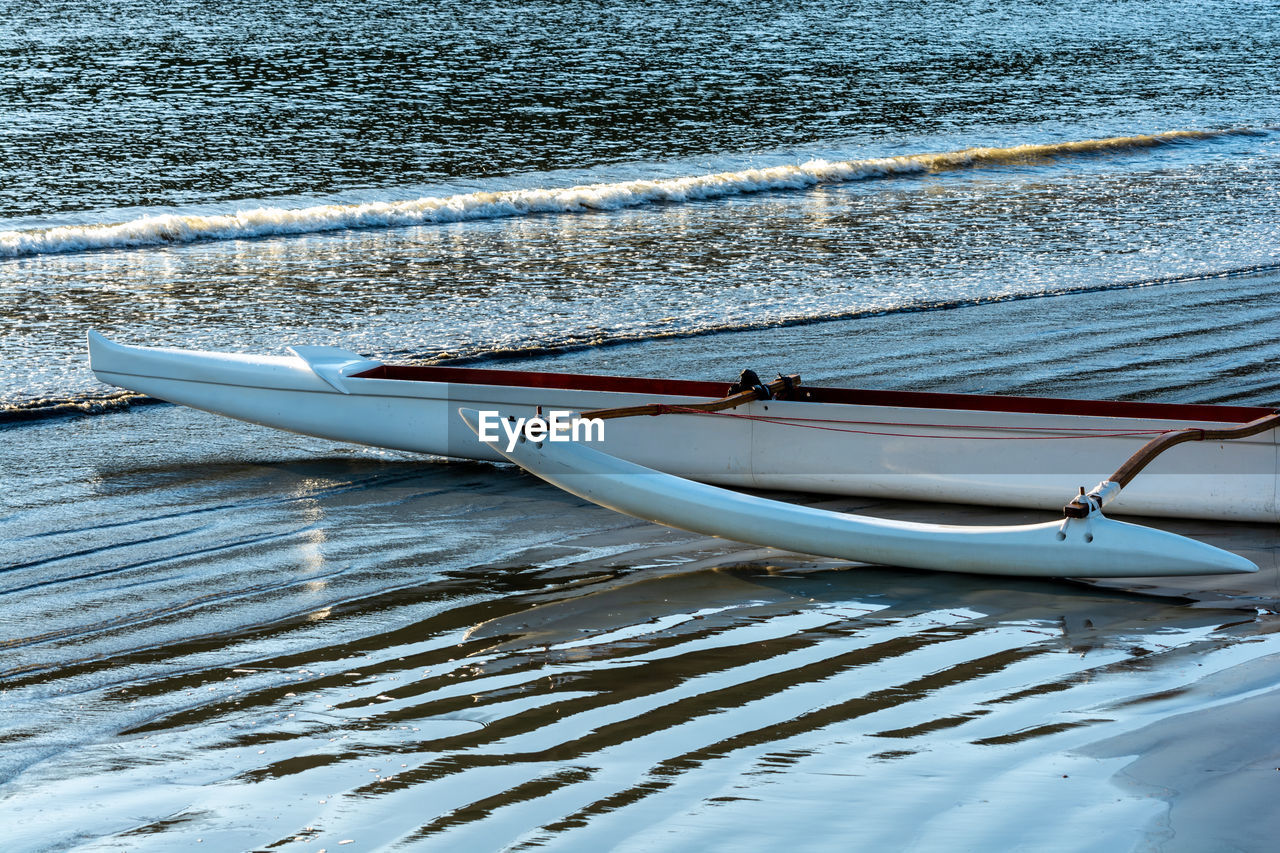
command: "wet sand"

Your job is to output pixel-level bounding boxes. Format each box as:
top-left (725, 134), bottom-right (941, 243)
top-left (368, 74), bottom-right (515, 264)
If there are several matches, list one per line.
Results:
top-left (4, 282), bottom-right (1280, 851)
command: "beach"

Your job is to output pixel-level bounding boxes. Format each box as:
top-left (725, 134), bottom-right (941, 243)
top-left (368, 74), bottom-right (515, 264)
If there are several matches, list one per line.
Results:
top-left (5, 0), bottom-right (1280, 849)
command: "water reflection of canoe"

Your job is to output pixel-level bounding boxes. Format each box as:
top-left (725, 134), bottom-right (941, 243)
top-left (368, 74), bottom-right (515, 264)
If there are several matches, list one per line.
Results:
top-left (88, 331), bottom-right (1277, 523)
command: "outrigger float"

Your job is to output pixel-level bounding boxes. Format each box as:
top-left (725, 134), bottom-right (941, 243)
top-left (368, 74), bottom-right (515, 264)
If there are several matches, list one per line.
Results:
top-left (88, 332), bottom-right (1277, 577)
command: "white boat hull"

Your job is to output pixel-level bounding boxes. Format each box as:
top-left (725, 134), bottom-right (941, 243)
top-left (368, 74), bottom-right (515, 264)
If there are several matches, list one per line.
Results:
top-left (458, 408), bottom-right (1258, 578)
top-left (87, 332), bottom-right (1279, 522)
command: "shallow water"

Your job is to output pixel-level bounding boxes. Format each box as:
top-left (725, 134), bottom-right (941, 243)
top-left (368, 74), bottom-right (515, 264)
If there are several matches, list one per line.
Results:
top-left (6, 286), bottom-right (1280, 850)
top-left (5, 0), bottom-right (1280, 849)
top-left (5, 400), bottom-right (1280, 853)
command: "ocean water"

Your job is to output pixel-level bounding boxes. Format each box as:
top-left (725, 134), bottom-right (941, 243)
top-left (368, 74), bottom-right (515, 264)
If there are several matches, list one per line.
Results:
top-left (5, 1), bottom-right (1280, 850)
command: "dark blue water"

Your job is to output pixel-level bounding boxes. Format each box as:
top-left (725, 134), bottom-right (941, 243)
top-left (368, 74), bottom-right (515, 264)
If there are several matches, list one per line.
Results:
top-left (5, 0), bottom-right (1275, 216)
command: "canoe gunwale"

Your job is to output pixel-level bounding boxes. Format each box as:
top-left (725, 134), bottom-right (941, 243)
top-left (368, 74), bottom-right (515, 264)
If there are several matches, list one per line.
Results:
top-left (351, 363), bottom-right (1275, 425)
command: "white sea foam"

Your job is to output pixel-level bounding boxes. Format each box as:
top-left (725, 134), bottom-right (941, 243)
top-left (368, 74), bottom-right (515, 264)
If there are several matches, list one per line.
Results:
top-left (0, 130), bottom-right (1234, 259)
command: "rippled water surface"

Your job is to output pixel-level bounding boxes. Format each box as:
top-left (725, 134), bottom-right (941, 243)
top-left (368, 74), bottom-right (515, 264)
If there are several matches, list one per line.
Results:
top-left (4, 0), bottom-right (1280, 850)
top-left (6, 0), bottom-right (1276, 217)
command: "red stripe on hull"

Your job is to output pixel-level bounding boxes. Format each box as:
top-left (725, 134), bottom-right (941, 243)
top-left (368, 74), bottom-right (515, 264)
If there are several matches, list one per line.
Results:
top-left (351, 364), bottom-right (1275, 424)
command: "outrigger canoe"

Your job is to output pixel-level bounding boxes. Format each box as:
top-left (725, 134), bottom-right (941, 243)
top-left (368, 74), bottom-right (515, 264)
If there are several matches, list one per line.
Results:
top-left (87, 331), bottom-right (1279, 524)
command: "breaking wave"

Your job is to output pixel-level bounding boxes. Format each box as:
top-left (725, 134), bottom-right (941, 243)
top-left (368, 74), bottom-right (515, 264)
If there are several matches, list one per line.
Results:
top-left (0, 129), bottom-right (1251, 259)
top-left (0, 392), bottom-right (162, 426)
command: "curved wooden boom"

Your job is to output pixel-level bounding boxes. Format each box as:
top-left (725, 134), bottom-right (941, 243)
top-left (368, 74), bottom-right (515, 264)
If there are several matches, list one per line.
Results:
top-left (583, 373), bottom-right (801, 420)
top-left (1065, 412), bottom-right (1280, 518)
top-left (1112, 412), bottom-right (1280, 488)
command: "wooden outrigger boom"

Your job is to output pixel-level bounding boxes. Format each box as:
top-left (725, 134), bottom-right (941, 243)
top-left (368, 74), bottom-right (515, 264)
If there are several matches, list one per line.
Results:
top-left (584, 372), bottom-right (801, 420)
top-left (1065, 412), bottom-right (1280, 518)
